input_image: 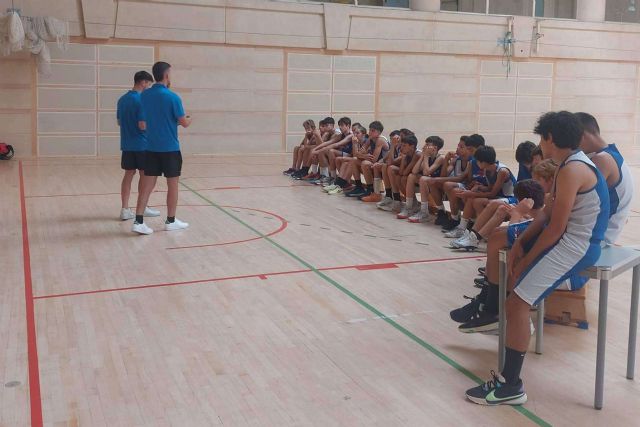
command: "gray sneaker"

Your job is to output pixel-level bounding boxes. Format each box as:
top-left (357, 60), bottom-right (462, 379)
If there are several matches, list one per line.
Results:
top-left (377, 196), bottom-right (394, 211)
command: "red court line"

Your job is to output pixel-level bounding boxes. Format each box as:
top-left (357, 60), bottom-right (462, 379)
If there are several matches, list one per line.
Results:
top-left (18, 161), bottom-right (44, 427)
top-left (24, 184), bottom-right (311, 199)
top-left (33, 255), bottom-right (485, 301)
top-left (166, 206), bottom-right (288, 250)
top-left (355, 263), bottom-right (398, 271)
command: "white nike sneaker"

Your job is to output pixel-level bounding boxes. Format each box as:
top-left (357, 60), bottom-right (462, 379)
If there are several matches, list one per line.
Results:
top-left (444, 225), bottom-right (466, 239)
top-left (120, 208), bottom-right (134, 221)
top-left (132, 221), bottom-right (153, 235)
top-left (144, 207), bottom-right (161, 217)
top-left (165, 218), bottom-right (189, 231)
top-left (452, 230), bottom-right (478, 249)
top-left (376, 196), bottom-right (393, 211)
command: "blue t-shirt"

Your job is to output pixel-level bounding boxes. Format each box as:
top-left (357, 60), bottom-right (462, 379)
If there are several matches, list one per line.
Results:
top-left (116, 90), bottom-right (146, 152)
top-left (517, 162), bottom-right (532, 182)
top-left (141, 83), bottom-right (185, 152)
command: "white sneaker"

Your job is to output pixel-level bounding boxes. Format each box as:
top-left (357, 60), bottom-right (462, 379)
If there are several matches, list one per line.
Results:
top-left (397, 206), bottom-right (410, 219)
top-left (476, 239), bottom-right (488, 253)
top-left (377, 196), bottom-right (393, 210)
top-left (392, 201), bottom-right (404, 214)
top-left (444, 225), bottom-right (466, 239)
top-left (144, 207), bottom-right (161, 217)
top-left (120, 208), bottom-right (134, 221)
top-left (451, 230), bottom-right (478, 248)
top-left (408, 210), bottom-right (431, 223)
top-left (132, 221), bottom-right (153, 235)
top-left (165, 218), bottom-right (189, 231)
top-left (323, 184), bottom-right (338, 192)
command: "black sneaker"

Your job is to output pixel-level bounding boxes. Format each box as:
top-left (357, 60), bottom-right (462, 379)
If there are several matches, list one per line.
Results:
top-left (466, 371), bottom-right (527, 406)
top-left (450, 285), bottom-right (487, 323)
top-left (478, 267), bottom-right (486, 276)
top-left (458, 310), bottom-right (499, 333)
top-left (441, 218), bottom-right (460, 232)
top-left (346, 187), bottom-right (366, 198)
top-left (283, 168), bottom-right (295, 175)
top-left (474, 277), bottom-right (488, 288)
top-left (450, 297), bottom-right (480, 323)
top-left (434, 210), bottom-right (448, 226)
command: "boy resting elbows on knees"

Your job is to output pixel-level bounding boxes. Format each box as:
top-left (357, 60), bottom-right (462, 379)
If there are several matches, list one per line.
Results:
top-left (444, 145), bottom-right (516, 239)
top-left (465, 111), bottom-right (609, 406)
top-left (346, 121), bottom-right (389, 199)
top-left (398, 136), bottom-right (445, 221)
top-left (312, 117), bottom-right (353, 186)
top-left (441, 134), bottom-right (486, 231)
top-left (387, 133), bottom-right (420, 213)
top-left (362, 129), bottom-right (400, 203)
top-left (376, 129), bottom-right (411, 209)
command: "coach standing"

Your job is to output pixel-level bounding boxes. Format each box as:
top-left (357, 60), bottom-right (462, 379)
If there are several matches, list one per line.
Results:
top-left (132, 61), bottom-right (192, 235)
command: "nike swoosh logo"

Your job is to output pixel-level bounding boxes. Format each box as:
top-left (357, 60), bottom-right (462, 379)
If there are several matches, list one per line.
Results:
top-left (486, 390), bottom-right (523, 403)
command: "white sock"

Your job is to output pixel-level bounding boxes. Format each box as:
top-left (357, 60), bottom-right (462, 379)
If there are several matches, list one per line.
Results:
top-left (421, 202), bottom-right (429, 212)
top-left (460, 218), bottom-right (468, 229)
top-left (311, 164), bottom-right (319, 173)
top-left (373, 178), bottom-right (382, 193)
top-left (320, 167), bottom-right (329, 176)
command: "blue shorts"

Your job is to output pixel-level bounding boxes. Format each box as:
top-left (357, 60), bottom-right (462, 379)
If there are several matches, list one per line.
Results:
top-left (496, 196), bottom-right (517, 204)
top-left (507, 220), bottom-right (533, 248)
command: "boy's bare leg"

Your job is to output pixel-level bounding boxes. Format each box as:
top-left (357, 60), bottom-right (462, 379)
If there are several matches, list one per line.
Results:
top-left (121, 169), bottom-right (137, 209)
top-left (419, 176), bottom-right (432, 203)
top-left (135, 175), bottom-right (158, 219)
top-left (405, 173), bottom-right (419, 202)
top-left (485, 227), bottom-right (508, 285)
top-left (444, 182), bottom-right (463, 217)
top-left (166, 177), bottom-right (179, 218)
top-left (478, 208), bottom-right (509, 238)
top-left (400, 176), bottom-right (408, 201)
top-left (361, 161), bottom-right (374, 185)
top-left (472, 197), bottom-right (490, 219)
top-left (294, 146), bottom-right (304, 170)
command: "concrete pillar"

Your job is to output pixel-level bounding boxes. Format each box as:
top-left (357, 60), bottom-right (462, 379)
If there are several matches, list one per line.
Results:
top-left (410, 0), bottom-right (440, 12)
top-left (576, 0), bottom-right (606, 21)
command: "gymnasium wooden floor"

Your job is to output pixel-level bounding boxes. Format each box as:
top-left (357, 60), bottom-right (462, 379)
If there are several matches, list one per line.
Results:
top-left (2, 153), bottom-right (640, 426)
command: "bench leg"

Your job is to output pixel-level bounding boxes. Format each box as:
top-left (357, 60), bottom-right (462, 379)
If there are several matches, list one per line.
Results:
top-left (628, 266), bottom-right (639, 380)
top-left (499, 253), bottom-right (507, 372)
top-left (595, 279), bottom-right (609, 410)
top-left (535, 299), bottom-right (544, 354)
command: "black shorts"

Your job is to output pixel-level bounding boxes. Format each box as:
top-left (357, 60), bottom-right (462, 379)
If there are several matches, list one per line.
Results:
top-left (144, 151), bottom-right (182, 178)
top-left (121, 151), bottom-right (146, 171)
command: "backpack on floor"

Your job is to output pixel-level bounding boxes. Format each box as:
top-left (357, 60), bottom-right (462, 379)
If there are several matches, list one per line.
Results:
top-left (0, 143), bottom-right (14, 160)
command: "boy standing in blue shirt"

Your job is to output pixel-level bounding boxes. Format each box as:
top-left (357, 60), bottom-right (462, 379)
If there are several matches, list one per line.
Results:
top-left (117, 70), bottom-right (159, 221)
top-left (133, 62), bottom-right (192, 235)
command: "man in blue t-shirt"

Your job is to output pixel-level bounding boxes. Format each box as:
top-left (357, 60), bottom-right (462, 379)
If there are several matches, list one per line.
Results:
top-left (117, 70), bottom-right (159, 221)
top-left (133, 62), bottom-right (192, 235)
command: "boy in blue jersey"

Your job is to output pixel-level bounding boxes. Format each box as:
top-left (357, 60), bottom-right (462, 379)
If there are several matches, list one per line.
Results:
top-left (514, 141), bottom-right (541, 182)
top-left (444, 145), bottom-right (516, 239)
top-left (132, 62), bottom-right (192, 235)
top-left (117, 70), bottom-right (159, 221)
top-left (466, 111), bottom-right (609, 406)
top-left (441, 134), bottom-right (486, 231)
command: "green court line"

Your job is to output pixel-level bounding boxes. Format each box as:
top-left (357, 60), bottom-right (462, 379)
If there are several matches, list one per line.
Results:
top-left (181, 181), bottom-right (552, 427)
